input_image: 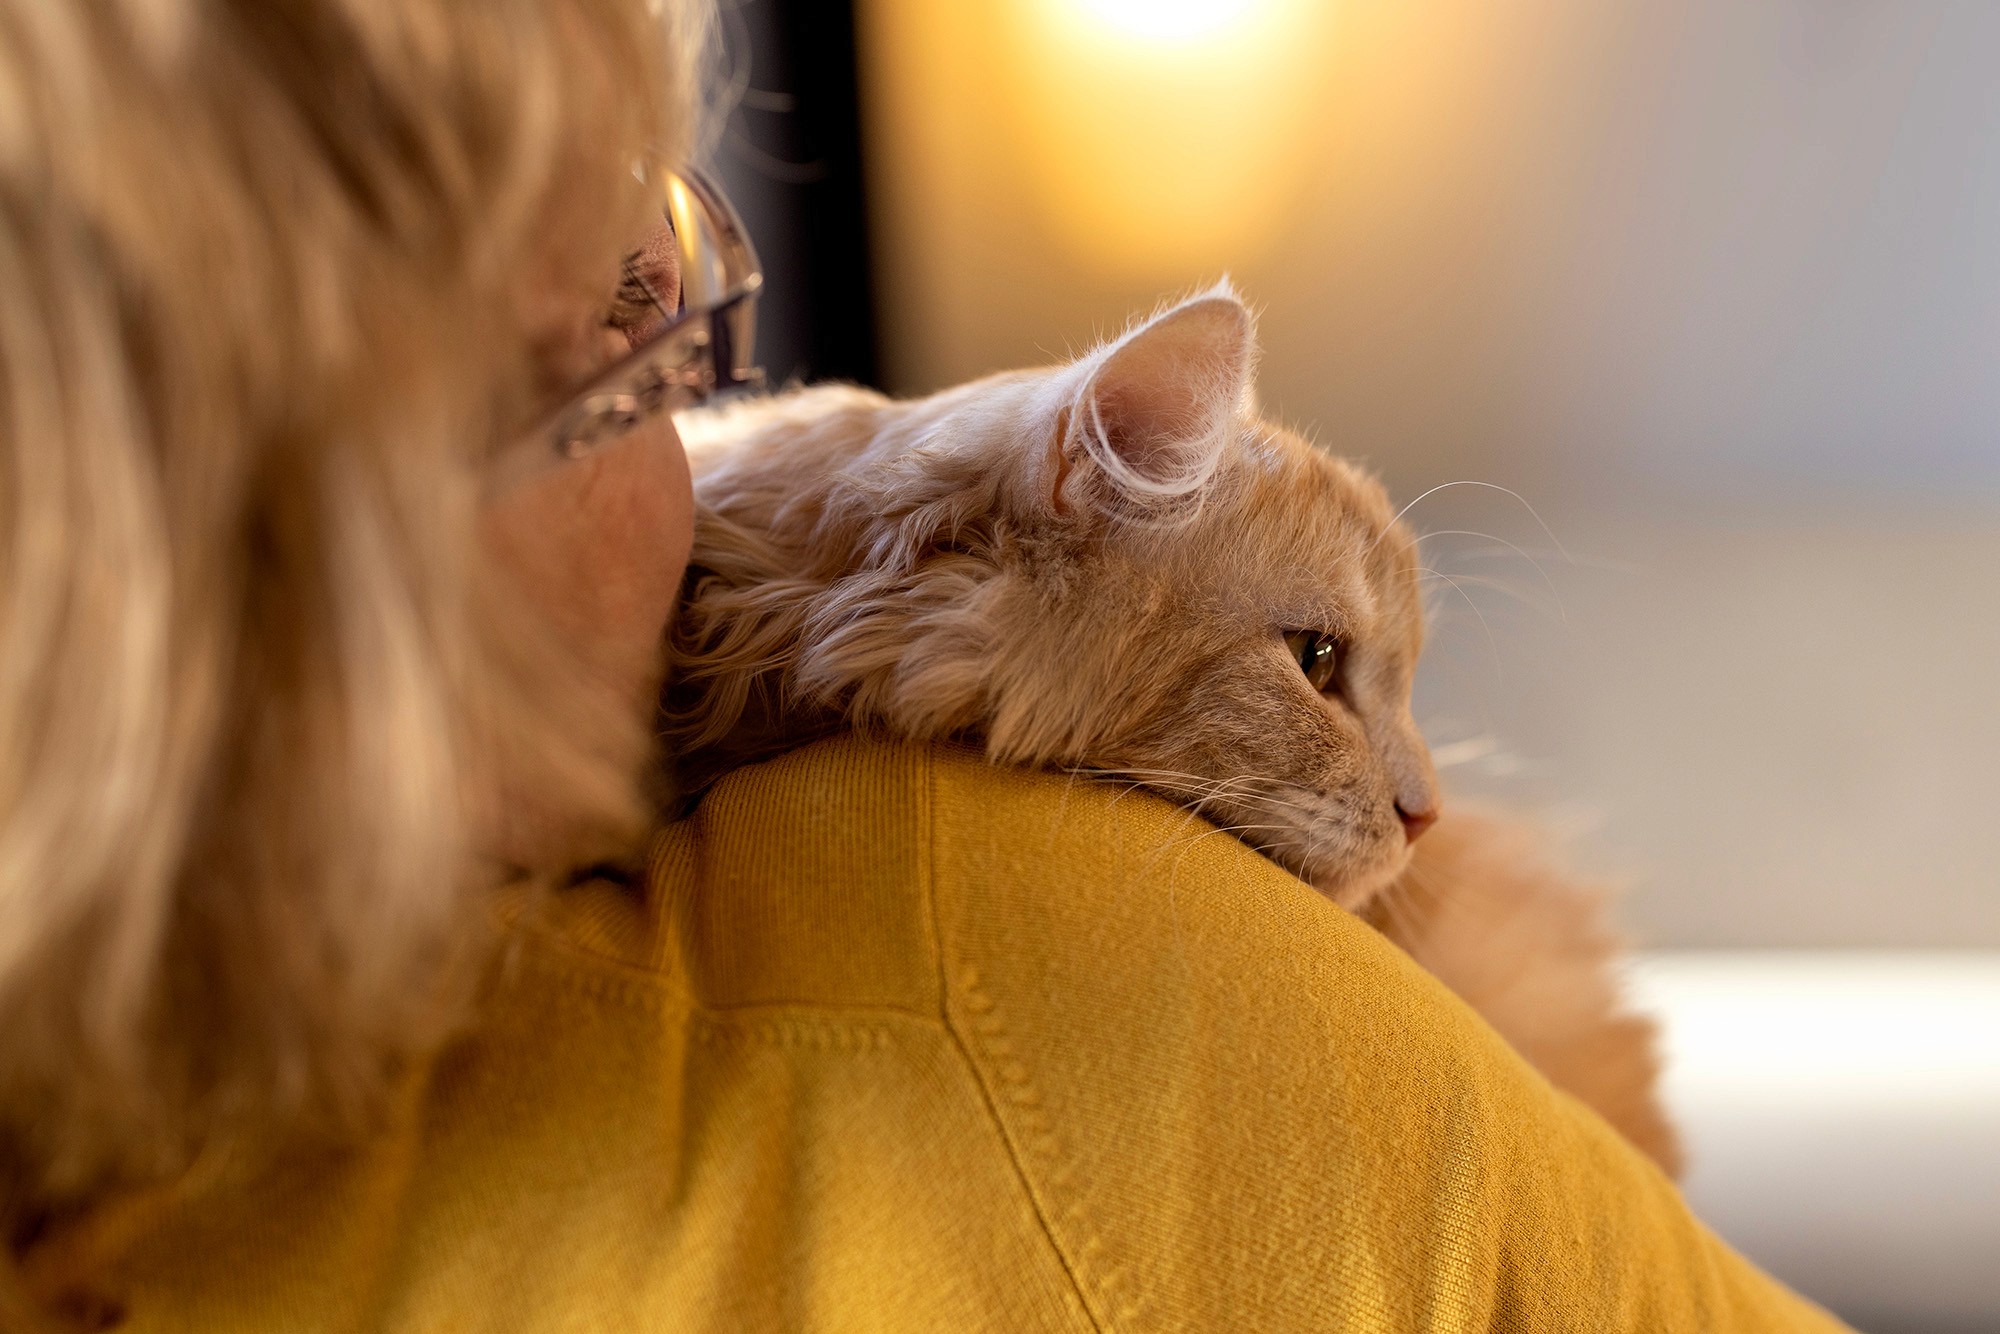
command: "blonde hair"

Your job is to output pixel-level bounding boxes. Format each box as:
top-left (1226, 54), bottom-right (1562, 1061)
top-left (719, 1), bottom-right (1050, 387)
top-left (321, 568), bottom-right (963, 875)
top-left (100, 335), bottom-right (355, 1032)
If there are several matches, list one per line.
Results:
top-left (0, 0), bottom-right (711, 1232)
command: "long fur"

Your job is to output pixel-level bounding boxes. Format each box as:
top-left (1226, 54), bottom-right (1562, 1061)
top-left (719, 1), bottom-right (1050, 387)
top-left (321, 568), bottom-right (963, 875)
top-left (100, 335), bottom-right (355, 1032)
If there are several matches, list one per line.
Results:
top-left (1367, 811), bottom-right (1682, 1174)
top-left (667, 286), bottom-right (1681, 1175)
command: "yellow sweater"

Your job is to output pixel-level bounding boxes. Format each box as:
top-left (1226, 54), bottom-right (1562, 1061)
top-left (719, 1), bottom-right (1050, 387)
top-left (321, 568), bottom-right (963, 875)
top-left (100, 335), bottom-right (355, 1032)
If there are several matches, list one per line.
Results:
top-left (32, 738), bottom-right (1848, 1331)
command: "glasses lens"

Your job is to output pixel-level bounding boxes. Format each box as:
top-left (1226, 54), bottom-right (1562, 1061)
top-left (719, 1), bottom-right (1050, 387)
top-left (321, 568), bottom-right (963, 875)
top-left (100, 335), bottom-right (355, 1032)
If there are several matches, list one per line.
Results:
top-left (666, 172), bottom-right (760, 315)
top-left (498, 169), bottom-right (765, 486)
top-left (660, 169), bottom-right (761, 393)
top-left (614, 225), bottom-right (681, 344)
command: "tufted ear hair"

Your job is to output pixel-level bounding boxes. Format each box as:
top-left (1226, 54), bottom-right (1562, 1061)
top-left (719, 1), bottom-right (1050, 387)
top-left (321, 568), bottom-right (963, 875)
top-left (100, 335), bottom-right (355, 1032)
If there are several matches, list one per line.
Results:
top-left (1052, 283), bottom-right (1255, 512)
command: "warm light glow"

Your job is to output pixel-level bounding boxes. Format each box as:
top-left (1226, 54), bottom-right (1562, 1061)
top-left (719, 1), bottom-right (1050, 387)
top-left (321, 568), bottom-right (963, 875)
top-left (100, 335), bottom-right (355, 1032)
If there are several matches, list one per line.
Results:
top-left (1010, 0), bottom-right (1323, 276)
top-left (1069, 0), bottom-right (1269, 43)
top-left (853, 0), bottom-right (1468, 394)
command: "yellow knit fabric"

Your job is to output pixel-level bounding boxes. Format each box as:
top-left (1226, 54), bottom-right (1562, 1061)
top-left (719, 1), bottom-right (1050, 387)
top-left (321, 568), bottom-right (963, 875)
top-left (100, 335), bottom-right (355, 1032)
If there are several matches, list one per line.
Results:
top-left (34, 737), bottom-right (1849, 1331)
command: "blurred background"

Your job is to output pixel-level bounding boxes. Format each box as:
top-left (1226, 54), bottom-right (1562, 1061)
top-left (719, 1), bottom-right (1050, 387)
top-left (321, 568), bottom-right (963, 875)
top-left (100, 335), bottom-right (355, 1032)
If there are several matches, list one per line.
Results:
top-left (709, 2), bottom-right (1999, 1328)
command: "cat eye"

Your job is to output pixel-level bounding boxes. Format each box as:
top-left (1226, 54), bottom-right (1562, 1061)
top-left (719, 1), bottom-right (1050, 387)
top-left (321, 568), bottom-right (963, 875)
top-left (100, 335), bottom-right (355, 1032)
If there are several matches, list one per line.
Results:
top-left (1284, 630), bottom-right (1344, 694)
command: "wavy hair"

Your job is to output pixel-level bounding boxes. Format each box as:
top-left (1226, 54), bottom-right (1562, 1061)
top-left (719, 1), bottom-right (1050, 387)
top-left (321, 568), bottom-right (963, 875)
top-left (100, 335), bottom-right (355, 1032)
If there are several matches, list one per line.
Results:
top-left (0, 0), bottom-right (712, 1239)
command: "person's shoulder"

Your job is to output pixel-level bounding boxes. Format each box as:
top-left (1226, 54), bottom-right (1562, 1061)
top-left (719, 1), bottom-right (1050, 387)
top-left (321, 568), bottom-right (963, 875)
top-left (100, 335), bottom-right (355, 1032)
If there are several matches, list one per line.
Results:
top-left (895, 742), bottom-right (1848, 1331)
top-left (638, 734), bottom-right (948, 1012)
top-left (504, 735), bottom-right (1851, 1331)
top-left (642, 732), bottom-right (1413, 1019)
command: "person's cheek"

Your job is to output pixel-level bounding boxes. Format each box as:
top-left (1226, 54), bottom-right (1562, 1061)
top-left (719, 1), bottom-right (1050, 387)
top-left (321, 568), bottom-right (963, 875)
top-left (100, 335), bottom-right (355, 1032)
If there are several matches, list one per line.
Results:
top-left (642, 418), bottom-right (695, 634)
top-left (483, 416), bottom-right (695, 704)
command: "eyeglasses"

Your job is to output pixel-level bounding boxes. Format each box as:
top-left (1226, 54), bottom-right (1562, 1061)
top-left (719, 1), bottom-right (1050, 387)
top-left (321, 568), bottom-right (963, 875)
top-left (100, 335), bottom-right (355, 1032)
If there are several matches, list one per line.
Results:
top-left (540, 166), bottom-right (763, 463)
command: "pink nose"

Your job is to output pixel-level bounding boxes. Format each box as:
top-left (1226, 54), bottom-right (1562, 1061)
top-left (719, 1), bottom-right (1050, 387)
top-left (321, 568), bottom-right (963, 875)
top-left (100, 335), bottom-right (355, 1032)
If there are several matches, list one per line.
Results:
top-left (1397, 803), bottom-right (1438, 843)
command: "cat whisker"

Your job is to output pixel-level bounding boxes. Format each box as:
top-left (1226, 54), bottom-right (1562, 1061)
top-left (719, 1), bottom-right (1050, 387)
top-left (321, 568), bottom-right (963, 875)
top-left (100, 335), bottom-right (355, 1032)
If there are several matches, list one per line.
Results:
top-left (1192, 822), bottom-right (1304, 840)
top-left (1416, 567), bottom-right (1503, 678)
top-left (1079, 766), bottom-right (1286, 810)
top-left (1090, 776), bottom-right (1255, 814)
top-left (1120, 766), bottom-right (1304, 801)
top-left (1411, 529), bottom-right (1566, 624)
top-left (1416, 568), bottom-right (1566, 624)
top-left (1452, 544), bottom-right (1637, 575)
top-left (1196, 789), bottom-right (1332, 826)
top-left (1374, 480), bottom-right (1574, 566)
top-left (1086, 772), bottom-right (1334, 865)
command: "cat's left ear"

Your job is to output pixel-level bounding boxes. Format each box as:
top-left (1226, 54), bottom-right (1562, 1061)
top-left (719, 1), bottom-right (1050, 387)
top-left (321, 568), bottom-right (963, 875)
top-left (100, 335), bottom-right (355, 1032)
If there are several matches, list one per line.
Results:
top-left (1053, 283), bottom-right (1255, 512)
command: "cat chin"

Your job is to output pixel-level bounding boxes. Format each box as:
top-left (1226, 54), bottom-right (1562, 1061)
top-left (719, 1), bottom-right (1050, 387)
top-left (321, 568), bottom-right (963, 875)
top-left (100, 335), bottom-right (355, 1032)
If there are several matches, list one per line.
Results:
top-left (1304, 843), bottom-right (1414, 913)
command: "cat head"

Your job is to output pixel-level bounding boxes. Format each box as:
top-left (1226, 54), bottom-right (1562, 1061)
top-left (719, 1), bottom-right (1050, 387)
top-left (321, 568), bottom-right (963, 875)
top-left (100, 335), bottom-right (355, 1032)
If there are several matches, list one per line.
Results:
top-left (672, 284), bottom-right (1438, 909)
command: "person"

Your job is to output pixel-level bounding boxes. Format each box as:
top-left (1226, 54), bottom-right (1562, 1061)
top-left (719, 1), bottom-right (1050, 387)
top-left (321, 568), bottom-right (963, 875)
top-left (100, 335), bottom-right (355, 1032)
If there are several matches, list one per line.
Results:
top-left (0, 1), bottom-right (1850, 1329)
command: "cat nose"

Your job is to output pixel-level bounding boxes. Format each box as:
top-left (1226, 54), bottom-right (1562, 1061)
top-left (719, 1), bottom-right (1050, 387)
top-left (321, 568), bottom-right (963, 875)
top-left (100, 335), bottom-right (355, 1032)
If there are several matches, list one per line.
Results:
top-left (1396, 802), bottom-right (1438, 843)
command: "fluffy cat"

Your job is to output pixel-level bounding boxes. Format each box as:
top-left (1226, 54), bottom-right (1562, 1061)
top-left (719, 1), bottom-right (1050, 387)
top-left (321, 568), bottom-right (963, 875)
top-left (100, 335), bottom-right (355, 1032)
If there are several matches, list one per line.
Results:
top-left (664, 285), bottom-right (1680, 1175)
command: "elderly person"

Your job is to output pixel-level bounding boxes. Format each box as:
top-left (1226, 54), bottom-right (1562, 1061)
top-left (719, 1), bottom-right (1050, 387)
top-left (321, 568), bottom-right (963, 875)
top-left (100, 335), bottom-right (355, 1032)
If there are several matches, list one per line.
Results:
top-left (0, 2), bottom-right (1847, 1329)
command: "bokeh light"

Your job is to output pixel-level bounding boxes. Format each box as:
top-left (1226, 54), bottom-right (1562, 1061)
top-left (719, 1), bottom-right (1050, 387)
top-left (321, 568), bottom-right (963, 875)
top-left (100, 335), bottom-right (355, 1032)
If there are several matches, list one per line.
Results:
top-left (1066, 0), bottom-right (1273, 43)
top-left (1009, 0), bottom-right (1323, 276)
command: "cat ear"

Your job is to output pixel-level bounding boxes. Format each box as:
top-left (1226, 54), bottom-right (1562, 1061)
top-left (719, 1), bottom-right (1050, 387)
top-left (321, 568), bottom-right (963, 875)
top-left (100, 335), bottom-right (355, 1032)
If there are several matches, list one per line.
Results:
top-left (1054, 284), bottom-right (1255, 510)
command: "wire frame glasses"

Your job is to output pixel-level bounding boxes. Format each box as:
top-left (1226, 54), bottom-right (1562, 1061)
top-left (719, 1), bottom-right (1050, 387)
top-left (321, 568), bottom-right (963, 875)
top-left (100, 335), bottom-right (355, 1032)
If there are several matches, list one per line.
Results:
top-left (542, 166), bottom-right (763, 461)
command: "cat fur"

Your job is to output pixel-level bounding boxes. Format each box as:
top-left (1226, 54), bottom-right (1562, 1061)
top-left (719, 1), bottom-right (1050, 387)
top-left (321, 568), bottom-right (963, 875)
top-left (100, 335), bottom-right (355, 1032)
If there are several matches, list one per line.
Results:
top-left (664, 284), bottom-right (1680, 1176)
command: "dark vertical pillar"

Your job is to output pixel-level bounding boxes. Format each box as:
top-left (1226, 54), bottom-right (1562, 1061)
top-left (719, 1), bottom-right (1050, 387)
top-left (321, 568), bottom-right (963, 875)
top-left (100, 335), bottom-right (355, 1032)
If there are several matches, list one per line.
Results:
top-left (712, 0), bottom-right (880, 390)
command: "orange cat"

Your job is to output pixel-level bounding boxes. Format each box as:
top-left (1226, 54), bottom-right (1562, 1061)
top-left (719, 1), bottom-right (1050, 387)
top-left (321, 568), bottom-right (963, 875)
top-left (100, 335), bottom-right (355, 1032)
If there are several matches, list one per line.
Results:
top-left (665, 285), bottom-right (1680, 1175)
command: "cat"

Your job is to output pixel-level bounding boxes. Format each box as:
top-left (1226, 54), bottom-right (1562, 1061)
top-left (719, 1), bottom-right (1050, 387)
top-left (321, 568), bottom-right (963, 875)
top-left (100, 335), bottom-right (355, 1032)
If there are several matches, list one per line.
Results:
top-left (664, 284), bottom-right (1681, 1176)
